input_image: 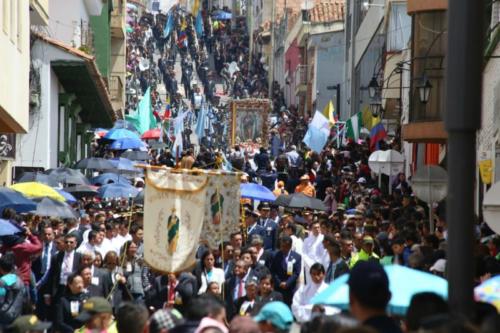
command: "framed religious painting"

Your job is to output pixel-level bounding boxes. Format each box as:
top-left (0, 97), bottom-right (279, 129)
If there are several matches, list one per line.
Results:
top-left (229, 98), bottom-right (271, 146)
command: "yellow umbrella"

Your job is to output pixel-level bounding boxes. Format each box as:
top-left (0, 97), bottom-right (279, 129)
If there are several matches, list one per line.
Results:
top-left (10, 182), bottom-right (65, 202)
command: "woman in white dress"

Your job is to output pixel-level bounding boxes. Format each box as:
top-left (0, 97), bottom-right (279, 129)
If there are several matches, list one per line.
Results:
top-left (196, 250), bottom-right (225, 294)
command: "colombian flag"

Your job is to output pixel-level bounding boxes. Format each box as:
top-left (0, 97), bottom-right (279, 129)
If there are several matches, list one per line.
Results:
top-left (369, 122), bottom-right (387, 151)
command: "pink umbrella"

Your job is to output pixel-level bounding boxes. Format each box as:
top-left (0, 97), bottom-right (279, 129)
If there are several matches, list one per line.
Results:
top-left (141, 128), bottom-right (161, 140)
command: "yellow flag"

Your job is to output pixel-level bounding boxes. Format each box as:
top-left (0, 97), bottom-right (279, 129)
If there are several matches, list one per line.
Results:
top-left (322, 100), bottom-right (336, 126)
top-left (479, 160), bottom-right (493, 185)
top-left (192, 0), bottom-right (201, 15)
top-left (361, 107), bottom-right (381, 131)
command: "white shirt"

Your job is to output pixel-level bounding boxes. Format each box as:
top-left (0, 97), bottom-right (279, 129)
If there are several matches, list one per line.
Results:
top-left (113, 234), bottom-right (132, 254)
top-left (291, 235), bottom-right (303, 256)
top-left (302, 234), bottom-right (327, 269)
top-left (96, 238), bottom-right (114, 257)
top-left (198, 267), bottom-right (225, 294)
top-left (60, 251), bottom-right (75, 285)
top-left (77, 241), bottom-right (95, 254)
top-left (292, 281), bottom-right (329, 322)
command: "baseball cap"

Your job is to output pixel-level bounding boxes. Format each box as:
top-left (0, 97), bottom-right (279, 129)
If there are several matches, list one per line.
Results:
top-left (8, 315), bottom-right (51, 333)
top-left (76, 297), bottom-right (112, 322)
top-left (348, 261), bottom-right (390, 308)
top-left (253, 301), bottom-right (293, 331)
top-left (149, 309), bottom-right (184, 333)
top-left (363, 236), bottom-right (374, 244)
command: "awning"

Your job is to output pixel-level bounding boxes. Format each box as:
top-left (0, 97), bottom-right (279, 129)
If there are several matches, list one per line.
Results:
top-left (33, 33), bottom-right (117, 128)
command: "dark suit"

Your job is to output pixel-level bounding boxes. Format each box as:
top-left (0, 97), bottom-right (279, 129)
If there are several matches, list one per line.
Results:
top-left (253, 291), bottom-right (283, 314)
top-left (247, 263), bottom-right (270, 282)
top-left (32, 241), bottom-right (58, 281)
top-left (325, 258), bottom-right (349, 284)
top-left (270, 250), bottom-right (301, 306)
top-left (247, 223), bottom-right (266, 242)
top-left (86, 267), bottom-right (113, 298)
top-left (224, 275), bottom-right (241, 320)
top-left (257, 250), bottom-right (274, 269)
top-left (259, 219), bottom-right (278, 250)
top-left (148, 273), bottom-right (197, 312)
top-left (44, 251), bottom-right (82, 301)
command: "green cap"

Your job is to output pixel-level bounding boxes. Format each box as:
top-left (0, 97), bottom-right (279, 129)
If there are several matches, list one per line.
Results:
top-left (76, 297), bottom-right (113, 322)
top-left (8, 315), bottom-right (52, 333)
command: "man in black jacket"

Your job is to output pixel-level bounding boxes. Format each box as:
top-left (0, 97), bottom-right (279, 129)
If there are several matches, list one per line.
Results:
top-left (224, 260), bottom-right (248, 320)
top-left (43, 233), bottom-right (82, 304)
top-left (323, 235), bottom-right (349, 283)
top-left (270, 235), bottom-right (301, 306)
top-left (149, 272), bottom-right (197, 313)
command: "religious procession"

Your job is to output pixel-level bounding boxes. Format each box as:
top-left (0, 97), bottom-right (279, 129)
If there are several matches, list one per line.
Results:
top-left (1, 1), bottom-right (500, 333)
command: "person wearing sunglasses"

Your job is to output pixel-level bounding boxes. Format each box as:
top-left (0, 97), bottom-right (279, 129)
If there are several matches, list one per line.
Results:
top-left (41, 233), bottom-right (82, 306)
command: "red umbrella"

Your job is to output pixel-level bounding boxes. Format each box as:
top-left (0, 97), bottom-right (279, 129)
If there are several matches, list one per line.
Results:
top-left (141, 128), bottom-right (161, 140)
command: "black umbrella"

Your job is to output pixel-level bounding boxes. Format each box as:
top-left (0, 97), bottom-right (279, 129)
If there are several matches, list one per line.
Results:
top-left (275, 193), bottom-right (327, 211)
top-left (63, 185), bottom-right (99, 198)
top-left (120, 150), bottom-right (152, 161)
top-left (74, 157), bottom-right (115, 170)
top-left (17, 172), bottom-right (60, 187)
top-left (35, 197), bottom-right (78, 219)
top-left (45, 168), bottom-right (90, 185)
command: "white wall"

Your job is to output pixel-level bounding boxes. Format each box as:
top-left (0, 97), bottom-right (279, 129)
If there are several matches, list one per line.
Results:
top-left (479, 42), bottom-right (500, 183)
top-left (48, 0), bottom-right (90, 47)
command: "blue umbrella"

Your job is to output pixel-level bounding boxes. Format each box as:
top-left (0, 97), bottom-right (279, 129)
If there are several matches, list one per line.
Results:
top-left (0, 188), bottom-right (37, 214)
top-left (17, 172), bottom-right (60, 187)
top-left (109, 158), bottom-right (142, 173)
top-left (104, 128), bottom-right (140, 141)
top-left (91, 173), bottom-right (131, 186)
top-left (311, 265), bottom-right (448, 315)
top-left (34, 197), bottom-right (78, 219)
top-left (240, 183), bottom-right (276, 202)
top-left (0, 219), bottom-right (23, 236)
top-left (98, 183), bottom-right (139, 199)
top-left (110, 137), bottom-right (145, 150)
top-left (55, 189), bottom-right (77, 204)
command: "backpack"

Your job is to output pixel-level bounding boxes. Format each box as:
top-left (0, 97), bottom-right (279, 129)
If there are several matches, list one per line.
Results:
top-left (0, 275), bottom-right (25, 325)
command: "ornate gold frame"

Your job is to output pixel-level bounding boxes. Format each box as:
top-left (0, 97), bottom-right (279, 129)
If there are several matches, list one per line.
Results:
top-left (229, 98), bottom-right (271, 146)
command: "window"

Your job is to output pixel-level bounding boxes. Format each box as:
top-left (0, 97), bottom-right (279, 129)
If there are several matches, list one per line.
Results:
top-left (387, 3), bottom-right (411, 52)
top-left (410, 11), bottom-right (447, 122)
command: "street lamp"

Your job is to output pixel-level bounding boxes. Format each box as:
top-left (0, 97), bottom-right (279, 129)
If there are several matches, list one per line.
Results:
top-left (370, 99), bottom-right (382, 117)
top-left (368, 76), bottom-right (379, 99)
top-left (418, 77), bottom-right (433, 104)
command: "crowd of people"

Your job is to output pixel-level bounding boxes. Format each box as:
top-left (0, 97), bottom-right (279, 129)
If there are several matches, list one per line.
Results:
top-left (2, 3), bottom-right (500, 333)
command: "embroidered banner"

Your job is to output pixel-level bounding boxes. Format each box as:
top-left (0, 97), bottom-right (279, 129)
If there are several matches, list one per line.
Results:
top-left (200, 172), bottom-right (241, 249)
top-left (144, 169), bottom-right (208, 272)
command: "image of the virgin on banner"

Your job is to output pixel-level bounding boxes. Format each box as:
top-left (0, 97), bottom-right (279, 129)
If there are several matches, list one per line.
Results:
top-left (144, 168), bottom-right (208, 272)
top-left (200, 172), bottom-right (241, 249)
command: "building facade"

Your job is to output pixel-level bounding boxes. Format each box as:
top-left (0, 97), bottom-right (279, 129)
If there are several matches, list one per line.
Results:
top-left (14, 0), bottom-right (121, 179)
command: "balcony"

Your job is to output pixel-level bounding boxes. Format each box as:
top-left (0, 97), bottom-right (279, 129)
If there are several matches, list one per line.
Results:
top-left (111, 0), bottom-right (125, 39)
top-left (109, 75), bottom-right (124, 110)
top-left (294, 65), bottom-right (308, 95)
